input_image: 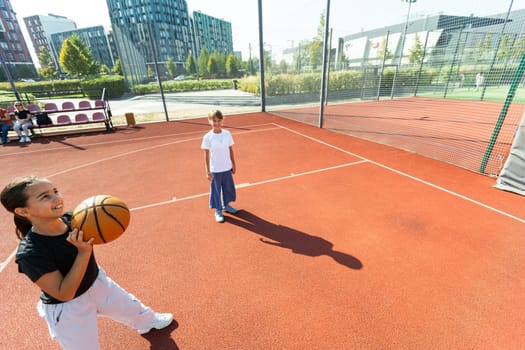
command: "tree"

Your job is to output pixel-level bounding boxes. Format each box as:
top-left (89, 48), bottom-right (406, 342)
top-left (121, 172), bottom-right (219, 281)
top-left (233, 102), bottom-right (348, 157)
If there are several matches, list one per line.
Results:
top-left (309, 41), bottom-right (322, 68)
top-left (185, 52), bottom-right (197, 75)
top-left (214, 51), bottom-right (226, 74)
top-left (207, 55), bottom-right (218, 75)
top-left (197, 47), bottom-right (209, 77)
top-left (292, 43), bottom-right (308, 72)
top-left (510, 32), bottom-right (525, 60)
top-left (100, 64), bottom-right (110, 75)
top-left (278, 59), bottom-right (288, 74)
top-left (113, 59), bottom-right (123, 75)
top-left (166, 57), bottom-right (177, 78)
top-left (408, 33), bottom-right (423, 64)
top-left (475, 34), bottom-right (493, 63)
top-left (262, 49), bottom-right (273, 74)
top-left (496, 34), bottom-right (511, 62)
top-left (245, 58), bottom-right (256, 75)
top-left (336, 50), bottom-right (348, 70)
top-left (377, 37), bottom-right (393, 61)
top-left (37, 46), bottom-right (58, 80)
top-left (308, 11), bottom-right (325, 68)
top-left (59, 34), bottom-right (98, 78)
top-left (225, 53), bottom-right (238, 75)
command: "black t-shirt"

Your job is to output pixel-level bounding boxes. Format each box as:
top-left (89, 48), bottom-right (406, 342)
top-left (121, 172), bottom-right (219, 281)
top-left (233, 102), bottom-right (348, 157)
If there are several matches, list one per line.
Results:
top-left (15, 109), bottom-right (32, 120)
top-left (15, 213), bottom-right (99, 304)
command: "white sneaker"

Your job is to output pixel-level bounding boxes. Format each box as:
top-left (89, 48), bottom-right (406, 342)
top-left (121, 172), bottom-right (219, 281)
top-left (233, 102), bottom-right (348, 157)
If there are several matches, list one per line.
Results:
top-left (138, 313), bottom-right (173, 335)
top-left (24, 136), bottom-right (31, 143)
top-left (19, 137), bottom-right (25, 143)
top-left (215, 210), bottom-right (224, 223)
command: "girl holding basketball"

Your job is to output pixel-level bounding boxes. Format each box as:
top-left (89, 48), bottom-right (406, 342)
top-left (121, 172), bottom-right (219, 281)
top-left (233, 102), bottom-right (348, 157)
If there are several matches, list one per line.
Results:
top-left (201, 110), bottom-right (238, 223)
top-left (1, 176), bottom-right (173, 350)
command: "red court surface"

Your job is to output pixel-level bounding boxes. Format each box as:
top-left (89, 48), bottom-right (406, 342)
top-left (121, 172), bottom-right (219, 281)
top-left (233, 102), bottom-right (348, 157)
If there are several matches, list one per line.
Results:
top-left (272, 97), bottom-right (524, 175)
top-left (0, 112), bottom-right (524, 349)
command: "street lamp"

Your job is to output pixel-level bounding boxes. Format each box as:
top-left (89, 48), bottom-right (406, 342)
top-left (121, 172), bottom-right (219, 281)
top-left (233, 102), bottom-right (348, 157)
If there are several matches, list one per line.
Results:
top-left (391, 0), bottom-right (416, 98)
top-left (399, 0), bottom-right (416, 64)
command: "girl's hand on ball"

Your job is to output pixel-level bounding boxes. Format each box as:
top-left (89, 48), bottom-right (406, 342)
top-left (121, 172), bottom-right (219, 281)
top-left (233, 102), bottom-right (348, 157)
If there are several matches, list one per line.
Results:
top-left (68, 228), bottom-right (94, 252)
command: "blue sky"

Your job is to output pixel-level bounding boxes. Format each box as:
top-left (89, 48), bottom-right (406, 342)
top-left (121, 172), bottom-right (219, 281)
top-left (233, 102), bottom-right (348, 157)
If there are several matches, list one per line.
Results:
top-left (11, 0), bottom-right (523, 62)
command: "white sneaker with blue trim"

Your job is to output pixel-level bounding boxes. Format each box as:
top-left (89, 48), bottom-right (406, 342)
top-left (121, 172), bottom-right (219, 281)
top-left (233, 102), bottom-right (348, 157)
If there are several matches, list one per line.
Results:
top-left (138, 313), bottom-right (173, 335)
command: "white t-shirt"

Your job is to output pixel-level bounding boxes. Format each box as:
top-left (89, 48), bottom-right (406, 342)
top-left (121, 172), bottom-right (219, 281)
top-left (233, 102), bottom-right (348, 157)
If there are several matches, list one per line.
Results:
top-left (201, 129), bottom-right (235, 173)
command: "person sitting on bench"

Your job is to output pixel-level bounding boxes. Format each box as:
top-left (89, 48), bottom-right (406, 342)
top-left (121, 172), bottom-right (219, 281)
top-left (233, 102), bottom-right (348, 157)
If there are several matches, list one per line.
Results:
top-left (13, 101), bottom-right (33, 143)
top-left (0, 108), bottom-right (12, 144)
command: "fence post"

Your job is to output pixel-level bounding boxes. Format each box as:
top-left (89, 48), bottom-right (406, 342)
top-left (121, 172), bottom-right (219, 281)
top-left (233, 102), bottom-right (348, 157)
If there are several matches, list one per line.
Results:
top-left (258, 0), bottom-right (266, 112)
top-left (444, 28), bottom-right (464, 98)
top-left (481, 0), bottom-right (514, 101)
top-left (414, 30), bottom-right (430, 96)
top-left (377, 30), bottom-right (390, 100)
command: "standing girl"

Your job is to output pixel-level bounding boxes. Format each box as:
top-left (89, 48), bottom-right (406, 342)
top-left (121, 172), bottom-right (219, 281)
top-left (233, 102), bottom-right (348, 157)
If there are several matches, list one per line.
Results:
top-left (201, 110), bottom-right (238, 223)
top-left (1, 176), bottom-right (173, 350)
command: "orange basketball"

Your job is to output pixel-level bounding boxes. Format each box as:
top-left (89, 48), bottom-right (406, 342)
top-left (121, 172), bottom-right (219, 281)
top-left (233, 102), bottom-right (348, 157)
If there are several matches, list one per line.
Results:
top-left (71, 195), bottom-right (130, 244)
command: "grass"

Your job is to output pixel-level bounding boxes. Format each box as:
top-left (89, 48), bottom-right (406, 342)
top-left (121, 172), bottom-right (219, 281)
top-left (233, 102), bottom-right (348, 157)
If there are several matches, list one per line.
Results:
top-left (417, 85), bottom-right (525, 103)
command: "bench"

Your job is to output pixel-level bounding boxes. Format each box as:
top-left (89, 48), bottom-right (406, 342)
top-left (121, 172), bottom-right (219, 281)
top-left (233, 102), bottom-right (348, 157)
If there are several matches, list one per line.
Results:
top-left (8, 100), bottom-right (113, 137)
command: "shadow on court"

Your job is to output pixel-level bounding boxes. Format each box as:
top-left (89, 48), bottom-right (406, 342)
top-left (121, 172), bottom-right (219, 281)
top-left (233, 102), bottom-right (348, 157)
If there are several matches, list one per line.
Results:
top-left (226, 210), bottom-right (363, 270)
top-left (142, 319), bottom-right (180, 350)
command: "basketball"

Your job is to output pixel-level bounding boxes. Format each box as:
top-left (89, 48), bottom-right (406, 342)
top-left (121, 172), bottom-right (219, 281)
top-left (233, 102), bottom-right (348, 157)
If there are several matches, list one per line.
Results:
top-left (71, 195), bottom-right (130, 244)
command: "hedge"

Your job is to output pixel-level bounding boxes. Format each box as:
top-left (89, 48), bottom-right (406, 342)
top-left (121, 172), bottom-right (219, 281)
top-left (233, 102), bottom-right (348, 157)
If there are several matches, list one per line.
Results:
top-left (132, 79), bottom-right (233, 94)
top-left (0, 75), bottom-right (127, 100)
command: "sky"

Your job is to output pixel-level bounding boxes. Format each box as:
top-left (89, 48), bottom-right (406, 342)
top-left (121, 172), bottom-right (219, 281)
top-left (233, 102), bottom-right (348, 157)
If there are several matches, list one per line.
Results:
top-left (10, 0), bottom-right (525, 64)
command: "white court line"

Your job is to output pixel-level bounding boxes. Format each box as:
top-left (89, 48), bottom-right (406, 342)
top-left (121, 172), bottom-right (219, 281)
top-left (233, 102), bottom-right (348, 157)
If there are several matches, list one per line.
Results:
top-left (273, 122), bottom-right (525, 224)
top-left (0, 122), bottom-right (278, 159)
top-left (131, 160), bottom-right (367, 211)
top-left (0, 124), bottom-right (286, 270)
top-left (3, 121), bottom-right (522, 272)
top-left (46, 126), bottom-right (281, 178)
top-left (0, 249), bottom-right (16, 273)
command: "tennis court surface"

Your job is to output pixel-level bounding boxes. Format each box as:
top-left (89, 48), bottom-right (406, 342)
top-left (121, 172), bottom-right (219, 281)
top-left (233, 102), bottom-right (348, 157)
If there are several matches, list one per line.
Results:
top-left (0, 112), bottom-right (524, 349)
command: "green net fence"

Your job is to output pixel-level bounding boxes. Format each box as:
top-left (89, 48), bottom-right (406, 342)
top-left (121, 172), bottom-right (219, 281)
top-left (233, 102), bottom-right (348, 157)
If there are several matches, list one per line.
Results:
top-left (263, 1), bottom-right (525, 176)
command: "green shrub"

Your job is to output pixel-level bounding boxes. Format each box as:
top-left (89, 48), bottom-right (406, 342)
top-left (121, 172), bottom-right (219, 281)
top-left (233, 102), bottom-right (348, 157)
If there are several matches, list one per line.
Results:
top-left (242, 71), bottom-right (366, 96)
top-left (239, 76), bottom-right (260, 95)
top-left (0, 76), bottom-right (127, 100)
top-left (132, 79), bottom-right (233, 94)
top-left (80, 76), bottom-right (127, 99)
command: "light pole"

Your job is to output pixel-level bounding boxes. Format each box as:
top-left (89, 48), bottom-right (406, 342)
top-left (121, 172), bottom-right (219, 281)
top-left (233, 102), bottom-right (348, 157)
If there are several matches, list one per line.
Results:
top-left (391, 0), bottom-right (416, 98)
top-left (399, 0), bottom-right (416, 65)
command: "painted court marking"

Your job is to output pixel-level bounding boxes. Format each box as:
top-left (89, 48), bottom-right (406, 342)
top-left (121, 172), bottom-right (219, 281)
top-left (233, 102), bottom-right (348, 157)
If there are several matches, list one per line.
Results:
top-left (46, 125), bottom-right (280, 178)
top-left (134, 160), bottom-right (368, 212)
top-left (274, 123), bottom-right (525, 224)
top-left (1, 122), bottom-right (523, 272)
top-left (0, 122), bottom-right (277, 159)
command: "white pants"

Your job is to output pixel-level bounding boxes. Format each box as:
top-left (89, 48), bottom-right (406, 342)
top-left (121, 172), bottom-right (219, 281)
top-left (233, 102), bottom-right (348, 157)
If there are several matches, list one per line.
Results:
top-left (13, 120), bottom-right (31, 137)
top-left (37, 267), bottom-right (155, 350)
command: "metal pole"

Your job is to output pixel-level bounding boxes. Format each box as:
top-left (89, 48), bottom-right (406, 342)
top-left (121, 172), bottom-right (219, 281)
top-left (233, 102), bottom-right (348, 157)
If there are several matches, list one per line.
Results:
top-left (414, 30), bottom-right (430, 96)
top-left (399, 0), bottom-right (415, 65)
top-left (391, 0), bottom-right (416, 98)
top-left (319, 0), bottom-right (331, 128)
top-left (258, 0), bottom-right (266, 112)
top-left (444, 28), bottom-right (463, 98)
top-left (147, 22), bottom-right (169, 122)
top-left (324, 28), bottom-right (333, 106)
top-left (0, 47), bottom-right (21, 101)
top-left (377, 30), bottom-right (390, 100)
top-left (481, 0), bottom-right (514, 101)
